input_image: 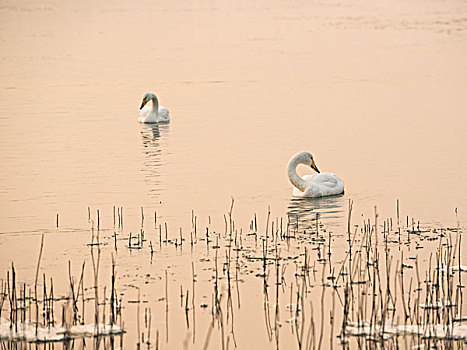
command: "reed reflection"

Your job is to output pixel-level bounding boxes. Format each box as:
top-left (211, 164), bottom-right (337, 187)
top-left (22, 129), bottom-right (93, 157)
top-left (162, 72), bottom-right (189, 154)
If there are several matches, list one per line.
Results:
top-left (140, 123), bottom-right (169, 197)
top-left (287, 194), bottom-right (345, 230)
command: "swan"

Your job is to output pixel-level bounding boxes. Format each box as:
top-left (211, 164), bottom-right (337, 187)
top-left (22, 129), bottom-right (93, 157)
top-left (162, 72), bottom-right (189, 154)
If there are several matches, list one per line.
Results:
top-left (138, 92), bottom-right (170, 123)
top-left (287, 151), bottom-right (344, 198)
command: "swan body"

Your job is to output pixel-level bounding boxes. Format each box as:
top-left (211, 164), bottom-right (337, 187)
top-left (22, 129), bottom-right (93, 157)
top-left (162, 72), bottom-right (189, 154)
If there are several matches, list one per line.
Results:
top-left (138, 92), bottom-right (170, 123)
top-left (288, 151), bottom-right (344, 198)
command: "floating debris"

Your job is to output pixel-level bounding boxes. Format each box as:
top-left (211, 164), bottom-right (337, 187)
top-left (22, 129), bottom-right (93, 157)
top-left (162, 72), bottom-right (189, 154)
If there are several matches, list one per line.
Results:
top-left (345, 320), bottom-right (467, 342)
top-left (0, 318), bottom-right (124, 343)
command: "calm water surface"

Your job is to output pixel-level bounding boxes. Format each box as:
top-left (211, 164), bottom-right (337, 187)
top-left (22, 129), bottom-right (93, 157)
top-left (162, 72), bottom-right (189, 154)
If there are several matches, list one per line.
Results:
top-left (1, 0), bottom-right (466, 233)
top-left (0, 0), bottom-right (466, 348)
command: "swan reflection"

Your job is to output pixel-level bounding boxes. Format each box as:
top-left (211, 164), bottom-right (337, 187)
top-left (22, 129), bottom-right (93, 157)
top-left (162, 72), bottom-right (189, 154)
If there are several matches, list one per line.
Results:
top-left (140, 123), bottom-right (169, 197)
top-left (287, 194), bottom-right (345, 230)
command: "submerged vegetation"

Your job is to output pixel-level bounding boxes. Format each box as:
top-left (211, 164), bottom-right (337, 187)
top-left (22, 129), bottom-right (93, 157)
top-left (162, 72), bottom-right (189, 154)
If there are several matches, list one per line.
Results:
top-left (0, 199), bottom-right (465, 349)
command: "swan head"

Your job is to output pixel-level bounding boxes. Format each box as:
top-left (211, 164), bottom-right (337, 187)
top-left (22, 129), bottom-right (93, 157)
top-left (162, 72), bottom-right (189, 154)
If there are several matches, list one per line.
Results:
top-left (294, 151), bottom-right (320, 173)
top-left (140, 92), bottom-right (158, 109)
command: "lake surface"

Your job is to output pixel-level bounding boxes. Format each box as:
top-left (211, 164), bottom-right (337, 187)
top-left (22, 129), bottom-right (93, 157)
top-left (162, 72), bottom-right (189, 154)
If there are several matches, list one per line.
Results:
top-left (1, 0), bottom-right (466, 234)
top-left (0, 0), bottom-right (466, 348)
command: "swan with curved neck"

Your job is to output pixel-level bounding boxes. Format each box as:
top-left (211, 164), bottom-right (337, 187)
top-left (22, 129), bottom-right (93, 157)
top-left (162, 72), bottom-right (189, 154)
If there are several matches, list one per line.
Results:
top-left (287, 151), bottom-right (344, 198)
top-left (138, 92), bottom-right (170, 123)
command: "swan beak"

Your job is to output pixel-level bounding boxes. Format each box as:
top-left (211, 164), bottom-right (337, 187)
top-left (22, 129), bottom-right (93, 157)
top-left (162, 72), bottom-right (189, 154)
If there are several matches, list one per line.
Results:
top-left (311, 159), bottom-right (320, 173)
top-left (140, 98), bottom-right (147, 109)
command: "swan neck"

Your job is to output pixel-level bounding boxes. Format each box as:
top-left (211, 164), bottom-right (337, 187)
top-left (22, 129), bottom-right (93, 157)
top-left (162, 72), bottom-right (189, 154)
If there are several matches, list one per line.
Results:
top-left (151, 96), bottom-right (159, 114)
top-left (287, 157), bottom-right (306, 192)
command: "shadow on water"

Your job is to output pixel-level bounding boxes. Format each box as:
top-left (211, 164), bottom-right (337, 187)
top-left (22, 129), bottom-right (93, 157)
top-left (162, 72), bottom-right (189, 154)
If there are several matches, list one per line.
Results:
top-left (140, 123), bottom-right (169, 197)
top-left (287, 194), bottom-right (345, 229)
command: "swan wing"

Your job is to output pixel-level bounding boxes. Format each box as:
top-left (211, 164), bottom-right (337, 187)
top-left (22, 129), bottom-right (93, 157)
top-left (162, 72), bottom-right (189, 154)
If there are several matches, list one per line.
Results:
top-left (307, 173), bottom-right (340, 185)
top-left (157, 106), bottom-right (170, 123)
top-left (301, 173), bottom-right (344, 197)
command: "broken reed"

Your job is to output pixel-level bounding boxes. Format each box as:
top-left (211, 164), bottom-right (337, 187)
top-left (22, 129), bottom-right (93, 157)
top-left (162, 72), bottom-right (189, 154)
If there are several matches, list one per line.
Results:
top-left (336, 205), bottom-right (464, 349)
top-left (1, 200), bottom-right (464, 350)
top-left (121, 202), bottom-right (463, 348)
top-left (1, 229), bottom-right (123, 347)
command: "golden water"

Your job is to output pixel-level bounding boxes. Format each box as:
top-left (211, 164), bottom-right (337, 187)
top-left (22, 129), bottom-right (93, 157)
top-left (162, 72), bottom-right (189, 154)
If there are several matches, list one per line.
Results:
top-left (1, 0), bottom-right (466, 348)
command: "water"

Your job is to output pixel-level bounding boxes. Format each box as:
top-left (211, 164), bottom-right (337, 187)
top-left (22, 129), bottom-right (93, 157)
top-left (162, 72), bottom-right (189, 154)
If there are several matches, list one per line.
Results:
top-left (1, 0), bottom-right (467, 348)
top-left (1, 0), bottom-right (466, 233)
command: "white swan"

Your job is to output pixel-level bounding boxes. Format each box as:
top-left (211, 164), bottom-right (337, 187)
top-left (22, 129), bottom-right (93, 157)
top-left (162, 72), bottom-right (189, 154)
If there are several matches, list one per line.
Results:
top-left (138, 92), bottom-right (170, 123)
top-left (287, 151), bottom-right (344, 198)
